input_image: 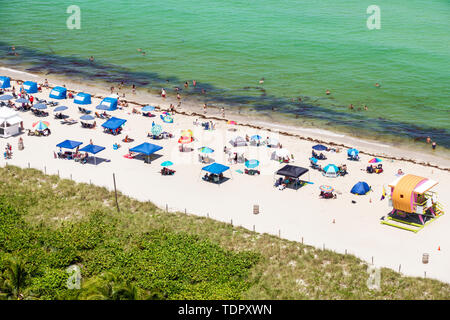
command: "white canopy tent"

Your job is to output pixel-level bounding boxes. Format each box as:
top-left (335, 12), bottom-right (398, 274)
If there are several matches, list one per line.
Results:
top-left (0, 107), bottom-right (23, 138)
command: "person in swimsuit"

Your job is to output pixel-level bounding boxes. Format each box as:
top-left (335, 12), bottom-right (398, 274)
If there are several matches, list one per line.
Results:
top-left (161, 88), bottom-right (166, 98)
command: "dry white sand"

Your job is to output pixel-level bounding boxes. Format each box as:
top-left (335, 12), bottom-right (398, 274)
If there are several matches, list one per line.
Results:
top-left (2, 70), bottom-right (450, 285)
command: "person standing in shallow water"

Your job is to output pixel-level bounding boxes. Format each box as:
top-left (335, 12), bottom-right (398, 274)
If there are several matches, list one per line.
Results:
top-left (432, 141), bottom-right (437, 150)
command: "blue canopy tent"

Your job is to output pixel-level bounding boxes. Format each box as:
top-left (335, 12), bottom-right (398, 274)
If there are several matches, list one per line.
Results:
top-left (56, 140), bottom-right (83, 149)
top-left (49, 86), bottom-right (67, 99)
top-left (74, 92), bottom-right (92, 105)
top-left (0, 76), bottom-right (11, 89)
top-left (79, 144), bottom-right (105, 165)
top-left (351, 181), bottom-right (371, 195)
top-left (99, 97), bottom-right (118, 111)
top-left (201, 163), bottom-right (231, 184)
top-left (101, 117), bottom-right (126, 135)
top-left (129, 142), bottom-right (163, 163)
top-left (23, 81), bottom-right (38, 94)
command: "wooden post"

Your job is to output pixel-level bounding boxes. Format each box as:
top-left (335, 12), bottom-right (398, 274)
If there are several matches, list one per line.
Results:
top-left (398, 264), bottom-right (401, 273)
top-left (184, 208), bottom-right (186, 214)
top-left (113, 173), bottom-right (120, 213)
top-left (253, 225), bottom-right (255, 232)
top-left (278, 229), bottom-right (280, 238)
top-left (57, 170), bottom-right (59, 177)
top-left (231, 219), bottom-right (233, 226)
top-left (372, 256), bottom-right (374, 265)
top-left (301, 237), bottom-right (303, 244)
top-left (424, 271), bottom-right (426, 278)
top-left (44, 166), bottom-right (46, 174)
top-left (28, 162), bottom-right (30, 168)
top-left (166, 204), bottom-right (168, 212)
top-left (345, 249), bottom-right (347, 255)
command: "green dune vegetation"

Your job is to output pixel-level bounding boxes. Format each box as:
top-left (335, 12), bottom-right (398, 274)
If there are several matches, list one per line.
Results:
top-left (0, 165), bottom-right (449, 300)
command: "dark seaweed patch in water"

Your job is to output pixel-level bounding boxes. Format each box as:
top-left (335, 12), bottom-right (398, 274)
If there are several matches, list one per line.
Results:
top-left (1, 42), bottom-right (449, 148)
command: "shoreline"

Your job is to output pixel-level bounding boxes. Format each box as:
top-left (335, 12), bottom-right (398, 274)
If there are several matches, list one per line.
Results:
top-left (2, 66), bottom-right (449, 171)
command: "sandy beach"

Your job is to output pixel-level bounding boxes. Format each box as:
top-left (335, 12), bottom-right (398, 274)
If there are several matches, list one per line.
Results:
top-left (1, 68), bottom-right (450, 284)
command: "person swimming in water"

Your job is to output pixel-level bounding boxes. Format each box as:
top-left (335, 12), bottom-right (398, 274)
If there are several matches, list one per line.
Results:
top-left (326, 89), bottom-right (331, 95)
top-left (259, 77), bottom-right (265, 84)
top-left (349, 104), bottom-right (354, 110)
top-left (375, 83), bottom-right (381, 88)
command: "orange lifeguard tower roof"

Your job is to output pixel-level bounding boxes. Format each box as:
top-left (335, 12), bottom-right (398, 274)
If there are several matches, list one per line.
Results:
top-left (388, 174), bottom-right (438, 213)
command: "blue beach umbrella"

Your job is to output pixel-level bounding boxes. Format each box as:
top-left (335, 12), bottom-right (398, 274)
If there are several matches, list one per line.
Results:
top-left (80, 114), bottom-right (95, 121)
top-left (33, 103), bottom-right (47, 110)
top-left (161, 161), bottom-right (173, 167)
top-left (142, 105), bottom-right (155, 112)
top-left (16, 98), bottom-right (29, 104)
top-left (54, 106), bottom-right (68, 112)
top-left (96, 104), bottom-right (110, 111)
top-left (0, 94), bottom-right (13, 101)
top-left (323, 164), bottom-right (339, 177)
top-left (312, 144), bottom-right (328, 151)
top-left (251, 135), bottom-right (262, 141)
top-left (198, 147), bottom-right (214, 154)
top-left (151, 124), bottom-right (163, 136)
top-left (347, 148), bottom-right (359, 157)
top-left (245, 159), bottom-right (260, 168)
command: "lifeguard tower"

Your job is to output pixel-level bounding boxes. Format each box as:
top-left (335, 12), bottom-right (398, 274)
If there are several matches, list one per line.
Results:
top-left (381, 174), bottom-right (444, 232)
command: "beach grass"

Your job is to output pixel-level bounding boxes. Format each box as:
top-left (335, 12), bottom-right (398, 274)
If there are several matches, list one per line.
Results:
top-left (0, 165), bottom-right (449, 300)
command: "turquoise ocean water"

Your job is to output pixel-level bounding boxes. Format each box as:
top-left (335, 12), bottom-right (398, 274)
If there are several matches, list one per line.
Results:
top-left (0, 0), bottom-right (449, 148)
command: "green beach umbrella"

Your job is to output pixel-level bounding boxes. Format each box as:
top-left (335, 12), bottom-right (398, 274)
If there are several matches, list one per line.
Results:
top-left (151, 124), bottom-right (163, 136)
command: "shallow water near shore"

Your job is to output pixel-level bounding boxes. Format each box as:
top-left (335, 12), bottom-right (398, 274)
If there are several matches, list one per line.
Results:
top-left (1, 0), bottom-right (449, 151)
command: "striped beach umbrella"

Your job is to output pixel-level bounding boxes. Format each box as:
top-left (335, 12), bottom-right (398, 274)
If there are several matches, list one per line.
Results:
top-left (251, 135), bottom-right (262, 141)
top-left (178, 136), bottom-right (193, 144)
top-left (198, 147), bottom-right (214, 154)
top-left (33, 121), bottom-right (49, 131)
top-left (369, 157), bottom-right (382, 163)
top-left (151, 124), bottom-right (163, 136)
top-left (161, 114), bottom-right (173, 123)
top-left (323, 164), bottom-right (339, 177)
top-left (245, 159), bottom-right (260, 168)
top-left (181, 129), bottom-right (193, 137)
top-left (227, 120), bottom-right (237, 125)
top-left (347, 148), bottom-right (359, 157)
top-left (320, 185), bottom-right (334, 193)
top-left (161, 161), bottom-right (173, 167)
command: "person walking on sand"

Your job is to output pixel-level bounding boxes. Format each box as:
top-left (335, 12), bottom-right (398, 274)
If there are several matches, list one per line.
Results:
top-left (132, 84), bottom-right (136, 94)
top-left (203, 103), bottom-right (207, 114)
top-left (432, 141), bottom-right (437, 150)
top-left (221, 107), bottom-right (225, 118)
top-left (161, 88), bottom-right (166, 98)
top-left (177, 93), bottom-right (181, 100)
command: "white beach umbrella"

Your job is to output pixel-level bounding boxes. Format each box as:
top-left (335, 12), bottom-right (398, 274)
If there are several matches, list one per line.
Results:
top-left (275, 148), bottom-right (290, 158)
